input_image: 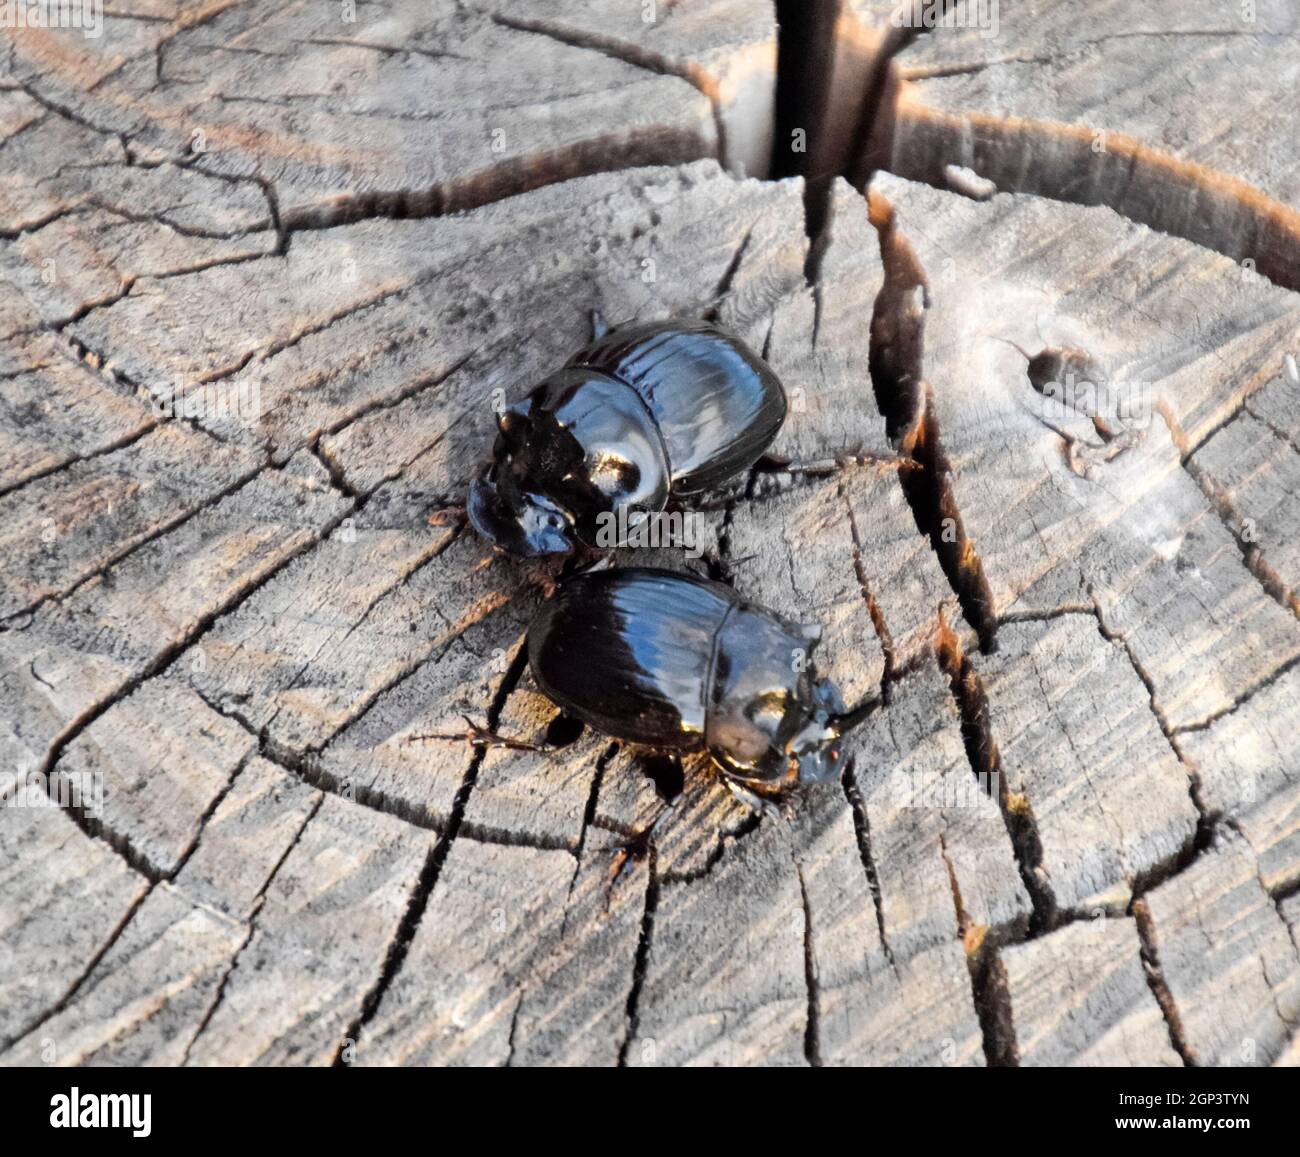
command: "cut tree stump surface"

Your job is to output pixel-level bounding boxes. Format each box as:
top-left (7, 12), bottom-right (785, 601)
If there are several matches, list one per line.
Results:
top-left (2, 1), bottom-right (1298, 1067)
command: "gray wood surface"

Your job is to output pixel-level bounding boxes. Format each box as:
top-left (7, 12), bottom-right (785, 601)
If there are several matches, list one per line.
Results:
top-left (2, 0), bottom-right (1297, 1066)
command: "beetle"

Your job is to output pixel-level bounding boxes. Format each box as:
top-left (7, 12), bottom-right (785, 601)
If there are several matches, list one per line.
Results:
top-left (526, 567), bottom-right (864, 799)
top-left (468, 318), bottom-right (787, 557)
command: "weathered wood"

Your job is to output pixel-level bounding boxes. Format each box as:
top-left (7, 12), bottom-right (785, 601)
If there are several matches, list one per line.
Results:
top-left (3, 1), bottom-right (1300, 1069)
top-left (1177, 665), bottom-right (1300, 896)
top-left (183, 794), bottom-right (432, 1066)
top-left (999, 916), bottom-right (1181, 1067)
top-left (0, 807), bottom-right (149, 1053)
top-left (869, 170), bottom-right (1300, 734)
top-left (1, 757), bottom-right (321, 1065)
top-left (1135, 833), bottom-right (1300, 1067)
top-left (0, 451), bottom-right (347, 781)
top-left (886, 0), bottom-right (1300, 289)
top-left (792, 781), bottom-right (987, 1066)
top-left (1189, 372), bottom-right (1300, 615)
top-left (353, 837), bottom-right (575, 1066)
top-left (971, 614), bottom-right (1199, 917)
top-left (3, 0), bottom-right (718, 222)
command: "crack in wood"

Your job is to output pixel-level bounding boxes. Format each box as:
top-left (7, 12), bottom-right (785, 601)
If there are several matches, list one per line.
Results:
top-left (616, 845), bottom-right (660, 1067)
top-left (180, 792), bottom-right (324, 1065)
top-left (331, 642), bottom-right (531, 1063)
top-left (888, 102), bottom-right (1300, 294)
top-left (936, 615), bottom-right (1057, 934)
top-left (485, 10), bottom-right (730, 172)
top-left (1164, 403), bottom-right (1300, 620)
top-left (2, 456), bottom-right (270, 626)
top-left (6, 0), bottom-right (1299, 1067)
top-left (0, 751), bottom-right (255, 1056)
top-left (1132, 897), bottom-right (1197, 1066)
top-left (795, 859), bottom-right (821, 1067)
top-left (866, 190), bottom-right (1000, 650)
top-left (841, 759), bottom-right (897, 972)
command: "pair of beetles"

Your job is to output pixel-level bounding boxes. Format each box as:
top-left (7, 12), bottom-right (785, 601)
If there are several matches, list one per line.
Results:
top-left (464, 316), bottom-right (864, 804)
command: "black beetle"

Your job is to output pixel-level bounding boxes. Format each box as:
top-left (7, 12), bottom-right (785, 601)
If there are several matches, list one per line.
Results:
top-left (527, 567), bottom-right (860, 798)
top-left (468, 319), bottom-right (786, 557)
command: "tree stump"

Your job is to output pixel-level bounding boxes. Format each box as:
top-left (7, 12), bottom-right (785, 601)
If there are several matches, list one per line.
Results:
top-left (2, 0), bottom-right (1298, 1067)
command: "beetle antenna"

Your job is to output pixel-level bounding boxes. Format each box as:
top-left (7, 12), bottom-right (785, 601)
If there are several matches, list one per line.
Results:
top-left (404, 715), bottom-right (551, 753)
top-left (992, 336), bottom-right (1034, 361)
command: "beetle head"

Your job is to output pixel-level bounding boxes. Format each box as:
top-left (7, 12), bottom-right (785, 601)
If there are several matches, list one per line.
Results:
top-left (785, 674), bottom-right (850, 784)
top-left (468, 467), bottom-right (577, 557)
top-left (705, 616), bottom-right (848, 794)
top-left (468, 400), bottom-right (582, 557)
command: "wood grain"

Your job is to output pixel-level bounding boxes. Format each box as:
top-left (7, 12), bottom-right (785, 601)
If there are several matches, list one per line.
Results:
top-left (2, 0), bottom-right (1298, 1067)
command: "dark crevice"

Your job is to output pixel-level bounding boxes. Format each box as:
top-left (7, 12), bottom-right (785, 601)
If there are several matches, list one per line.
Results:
top-left (969, 946), bottom-right (1019, 1067)
top-left (309, 436), bottom-right (359, 499)
top-left (773, 1), bottom-right (948, 250)
top-left (771, 1), bottom-right (837, 182)
top-left (503, 994), bottom-right (524, 1069)
top-left (0, 881), bottom-right (152, 1055)
top-left (278, 129), bottom-right (703, 232)
top-left (638, 753), bottom-right (685, 804)
top-left (1171, 651), bottom-right (1300, 737)
top-left (182, 793), bottom-right (325, 1065)
top-left (1124, 818), bottom-right (1217, 913)
top-left (578, 744), bottom-right (618, 853)
top-left (559, 742), bottom-right (621, 939)
top-left (701, 225), bottom-right (754, 324)
top-left (843, 487), bottom-right (898, 695)
top-left (867, 192), bottom-right (999, 651)
top-left (332, 642), bottom-right (530, 1065)
top-left (772, 0), bottom-right (841, 270)
top-left (795, 861), bottom-right (821, 1067)
top-left (454, 820), bottom-right (575, 854)
top-left (936, 617), bottom-right (1057, 935)
top-left (841, 758), bottom-right (896, 970)
top-left (616, 845), bottom-right (660, 1068)
top-left (887, 103), bottom-right (1300, 295)
top-left (1133, 899), bottom-right (1197, 1066)
top-left (940, 827), bottom-right (1019, 1066)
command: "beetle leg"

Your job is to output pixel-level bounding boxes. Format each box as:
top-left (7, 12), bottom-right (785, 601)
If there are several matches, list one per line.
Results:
top-left (426, 504), bottom-right (467, 528)
top-left (723, 780), bottom-right (782, 821)
top-left (404, 715), bottom-right (552, 753)
top-left (690, 479), bottom-right (751, 511)
top-left (755, 450), bottom-right (919, 479)
top-left (606, 802), bottom-right (675, 898)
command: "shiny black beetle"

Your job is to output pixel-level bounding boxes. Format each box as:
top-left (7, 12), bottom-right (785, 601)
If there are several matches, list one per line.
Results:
top-left (469, 319), bottom-right (786, 557)
top-left (528, 567), bottom-right (856, 796)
